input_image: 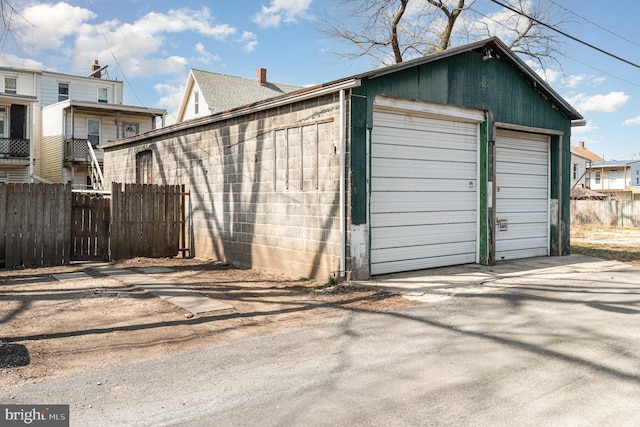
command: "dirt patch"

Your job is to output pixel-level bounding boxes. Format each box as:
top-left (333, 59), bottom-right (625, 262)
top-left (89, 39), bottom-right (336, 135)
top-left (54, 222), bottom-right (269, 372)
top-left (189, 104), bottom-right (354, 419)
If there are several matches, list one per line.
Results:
top-left (1, 258), bottom-right (419, 390)
top-left (571, 225), bottom-right (640, 265)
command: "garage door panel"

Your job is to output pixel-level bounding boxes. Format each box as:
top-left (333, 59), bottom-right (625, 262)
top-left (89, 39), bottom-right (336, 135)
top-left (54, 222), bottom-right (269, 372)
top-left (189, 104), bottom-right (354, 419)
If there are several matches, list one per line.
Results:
top-left (372, 177), bottom-right (478, 193)
top-left (371, 241), bottom-right (476, 264)
top-left (495, 174), bottom-right (548, 188)
top-left (373, 158), bottom-right (476, 179)
top-left (371, 106), bottom-right (479, 275)
top-left (372, 223), bottom-right (477, 250)
top-left (372, 253), bottom-right (478, 276)
top-left (374, 142), bottom-right (476, 162)
top-left (495, 130), bottom-right (549, 261)
top-left (372, 210), bottom-right (477, 227)
top-left (373, 191), bottom-right (476, 213)
top-left (495, 187), bottom-right (548, 199)
top-left (374, 113), bottom-right (478, 137)
top-left (496, 162), bottom-right (548, 176)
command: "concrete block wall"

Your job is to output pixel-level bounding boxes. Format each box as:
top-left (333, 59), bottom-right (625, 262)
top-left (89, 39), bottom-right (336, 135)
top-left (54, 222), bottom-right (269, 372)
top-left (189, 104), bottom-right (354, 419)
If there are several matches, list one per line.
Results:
top-left (104, 92), bottom-right (351, 281)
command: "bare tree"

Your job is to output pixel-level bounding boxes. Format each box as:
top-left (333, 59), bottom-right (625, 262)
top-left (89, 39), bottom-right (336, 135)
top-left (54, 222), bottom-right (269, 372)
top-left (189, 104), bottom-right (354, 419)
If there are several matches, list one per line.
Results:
top-left (320, 0), bottom-right (567, 71)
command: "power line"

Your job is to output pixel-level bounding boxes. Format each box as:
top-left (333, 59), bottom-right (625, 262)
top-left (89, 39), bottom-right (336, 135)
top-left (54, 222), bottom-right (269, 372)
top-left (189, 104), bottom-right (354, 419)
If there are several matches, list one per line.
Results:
top-left (548, 0), bottom-right (640, 50)
top-left (85, 0), bottom-right (146, 106)
top-left (487, 0), bottom-right (640, 70)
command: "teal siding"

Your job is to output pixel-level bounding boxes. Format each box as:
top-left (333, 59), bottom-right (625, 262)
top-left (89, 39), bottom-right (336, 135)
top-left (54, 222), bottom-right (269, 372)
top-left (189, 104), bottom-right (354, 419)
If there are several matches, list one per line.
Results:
top-left (350, 48), bottom-right (574, 263)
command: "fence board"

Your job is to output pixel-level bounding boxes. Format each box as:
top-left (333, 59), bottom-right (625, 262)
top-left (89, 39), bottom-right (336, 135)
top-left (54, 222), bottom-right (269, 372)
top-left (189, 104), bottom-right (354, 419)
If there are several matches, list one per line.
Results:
top-left (1, 183), bottom-right (185, 268)
top-left (572, 200), bottom-right (640, 227)
top-left (0, 185), bottom-right (5, 266)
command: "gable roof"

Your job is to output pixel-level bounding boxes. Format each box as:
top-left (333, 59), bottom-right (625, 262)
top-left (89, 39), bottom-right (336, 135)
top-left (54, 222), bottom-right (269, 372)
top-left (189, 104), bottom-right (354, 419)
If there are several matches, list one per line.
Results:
top-left (345, 36), bottom-right (582, 121)
top-left (104, 37), bottom-right (582, 149)
top-left (589, 160), bottom-right (640, 168)
top-left (571, 145), bottom-right (603, 162)
top-left (175, 68), bottom-right (302, 122)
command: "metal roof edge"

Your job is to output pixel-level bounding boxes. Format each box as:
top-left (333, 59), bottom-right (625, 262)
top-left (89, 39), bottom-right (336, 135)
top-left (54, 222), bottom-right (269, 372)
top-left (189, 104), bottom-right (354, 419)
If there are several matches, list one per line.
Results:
top-left (101, 78), bottom-right (361, 150)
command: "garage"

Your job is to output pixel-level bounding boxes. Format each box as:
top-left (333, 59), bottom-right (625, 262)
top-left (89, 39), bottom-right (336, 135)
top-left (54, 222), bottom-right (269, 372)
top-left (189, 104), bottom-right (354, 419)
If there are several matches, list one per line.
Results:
top-left (495, 129), bottom-right (550, 261)
top-left (370, 97), bottom-right (484, 275)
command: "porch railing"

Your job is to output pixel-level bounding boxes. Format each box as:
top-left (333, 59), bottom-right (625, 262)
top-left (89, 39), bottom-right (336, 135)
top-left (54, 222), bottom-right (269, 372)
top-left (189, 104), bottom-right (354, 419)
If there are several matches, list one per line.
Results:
top-left (0, 138), bottom-right (30, 158)
top-left (65, 138), bottom-right (104, 163)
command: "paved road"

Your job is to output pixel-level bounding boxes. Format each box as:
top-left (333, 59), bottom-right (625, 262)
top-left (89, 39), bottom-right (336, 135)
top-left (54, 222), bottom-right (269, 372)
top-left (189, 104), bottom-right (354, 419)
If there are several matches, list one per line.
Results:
top-left (3, 255), bottom-right (640, 426)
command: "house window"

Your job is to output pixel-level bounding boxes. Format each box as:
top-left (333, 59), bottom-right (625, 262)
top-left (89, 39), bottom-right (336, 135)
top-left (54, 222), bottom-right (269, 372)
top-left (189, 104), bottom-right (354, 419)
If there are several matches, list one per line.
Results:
top-left (0, 107), bottom-right (6, 137)
top-left (194, 91), bottom-right (199, 115)
top-left (87, 119), bottom-right (100, 147)
top-left (0, 171), bottom-right (7, 183)
top-left (572, 163), bottom-right (578, 180)
top-left (610, 170), bottom-right (617, 182)
top-left (97, 87), bottom-right (108, 103)
top-left (595, 172), bottom-right (601, 184)
top-left (123, 123), bottom-right (139, 138)
top-left (4, 76), bottom-right (17, 94)
top-left (58, 82), bottom-right (69, 102)
top-left (136, 150), bottom-right (153, 184)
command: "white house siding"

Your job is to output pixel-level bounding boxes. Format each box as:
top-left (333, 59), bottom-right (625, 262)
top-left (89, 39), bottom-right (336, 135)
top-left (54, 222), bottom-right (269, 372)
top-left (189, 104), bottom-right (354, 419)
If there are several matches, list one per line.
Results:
top-left (41, 103), bottom-right (65, 183)
top-left (103, 94), bottom-right (346, 280)
top-left (181, 80), bottom-right (209, 122)
top-left (41, 73), bottom-right (124, 107)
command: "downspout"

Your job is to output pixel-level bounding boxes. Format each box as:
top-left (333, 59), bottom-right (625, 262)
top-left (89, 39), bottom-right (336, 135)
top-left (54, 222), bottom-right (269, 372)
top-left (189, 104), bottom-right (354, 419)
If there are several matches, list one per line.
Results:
top-left (28, 103), bottom-right (33, 183)
top-left (339, 89), bottom-right (346, 278)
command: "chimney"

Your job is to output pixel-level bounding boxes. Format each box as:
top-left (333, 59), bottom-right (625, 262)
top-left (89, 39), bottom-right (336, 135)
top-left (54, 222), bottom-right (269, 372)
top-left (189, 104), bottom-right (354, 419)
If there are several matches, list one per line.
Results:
top-left (579, 141), bottom-right (585, 148)
top-left (257, 67), bottom-right (267, 85)
top-left (92, 60), bottom-right (102, 79)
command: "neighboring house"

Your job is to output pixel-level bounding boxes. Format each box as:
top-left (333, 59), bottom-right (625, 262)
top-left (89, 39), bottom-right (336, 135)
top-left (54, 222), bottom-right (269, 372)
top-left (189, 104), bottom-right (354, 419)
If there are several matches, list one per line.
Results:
top-left (38, 62), bottom-right (165, 189)
top-left (0, 61), bottom-right (166, 188)
top-left (570, 141), bottom-right (603, 189)
top-left (0, 66), bottom-right (40, 183)
top-left (587, 160), bottom-right (640, 196)
top-left (173, 68), bottom-right (301, 123)
top-left (101, 37), bottom-right (583, 280)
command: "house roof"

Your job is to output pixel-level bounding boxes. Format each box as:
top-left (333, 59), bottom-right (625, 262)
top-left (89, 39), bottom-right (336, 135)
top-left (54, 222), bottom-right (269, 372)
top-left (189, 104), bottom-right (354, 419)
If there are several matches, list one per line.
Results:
top-left (589, 160), bottom-right (640, 168)
top-left (175, 68), bottom-right (303, 122)
top-left (571, 145), bottom-right (603, 162)
top-left (102, 37), bottom-right (582, 149)
top-left (53, 99), bottom-right (165, 117)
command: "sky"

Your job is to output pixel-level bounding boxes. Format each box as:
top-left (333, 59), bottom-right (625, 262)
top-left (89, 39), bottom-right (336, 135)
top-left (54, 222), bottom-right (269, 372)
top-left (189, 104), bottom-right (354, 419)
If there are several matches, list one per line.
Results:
top-left (1, 0), bottom-right (639, 160)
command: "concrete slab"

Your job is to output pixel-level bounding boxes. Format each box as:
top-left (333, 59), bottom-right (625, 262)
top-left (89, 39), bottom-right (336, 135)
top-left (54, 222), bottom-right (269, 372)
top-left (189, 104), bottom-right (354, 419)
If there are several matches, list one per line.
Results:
top-left (137, 267), bottom-right (174, 274)
top-left (84, 262), bottom-right (233, 314)
top-left (52, 272), bottom-right (92, 281)
top-left (354, 254), bottom-right (632, 302)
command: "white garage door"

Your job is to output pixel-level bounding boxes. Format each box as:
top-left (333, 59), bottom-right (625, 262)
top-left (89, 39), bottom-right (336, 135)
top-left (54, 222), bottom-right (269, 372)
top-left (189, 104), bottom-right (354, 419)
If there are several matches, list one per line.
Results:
top-left (371, 105), bottom-right (480, 275)
top-left (495, 129), bottom-right (549, 261)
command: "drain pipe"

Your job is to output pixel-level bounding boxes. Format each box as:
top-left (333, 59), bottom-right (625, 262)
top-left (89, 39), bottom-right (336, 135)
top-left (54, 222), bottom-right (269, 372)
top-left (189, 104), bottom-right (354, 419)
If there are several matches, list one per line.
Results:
top-left (339, 89), bottom-right (346, 278)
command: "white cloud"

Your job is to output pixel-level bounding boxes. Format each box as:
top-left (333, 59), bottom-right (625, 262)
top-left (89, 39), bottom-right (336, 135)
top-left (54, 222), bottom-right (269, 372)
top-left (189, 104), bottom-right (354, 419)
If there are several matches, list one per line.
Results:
top-left (562, 74), bottom-right (606, 89)
top-left (194, 43), bottom-right (221, 64)
top-left (571, 120), bottom-right (599, 135)
top-left (623, 116), bottom-right (640, 126)
top-left (565, 92), bottom-right (629, 114)
top-left (251, 0), bottom-right (313, 29)
top-left (14, 2), bottom-right (96, 52)
top-left (155, 81), bottom-right (185, 111)
top-left (70, 7), bottom-right (236, 77)
top-left (0, 53), bottom-right (43, 69)
top-left (238, 32), bottom-right (258, 53)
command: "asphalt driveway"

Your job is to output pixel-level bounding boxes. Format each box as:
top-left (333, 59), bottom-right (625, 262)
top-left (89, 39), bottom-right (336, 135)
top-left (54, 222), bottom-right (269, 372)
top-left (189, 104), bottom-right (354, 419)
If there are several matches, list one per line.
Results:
top-left (3, 254), bottom-right (640, 426)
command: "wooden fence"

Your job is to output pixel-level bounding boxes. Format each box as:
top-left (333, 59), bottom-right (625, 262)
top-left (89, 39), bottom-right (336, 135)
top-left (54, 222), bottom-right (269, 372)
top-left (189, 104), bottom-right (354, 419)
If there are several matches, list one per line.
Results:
top-left (0, 184), bottom-right (72, 268)
top-left (1, 183), bottom-right (187, 268)
top-left (110, 183), bottom-right (183, 260)
top-left (571, 200), bottom-right (640, 227)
